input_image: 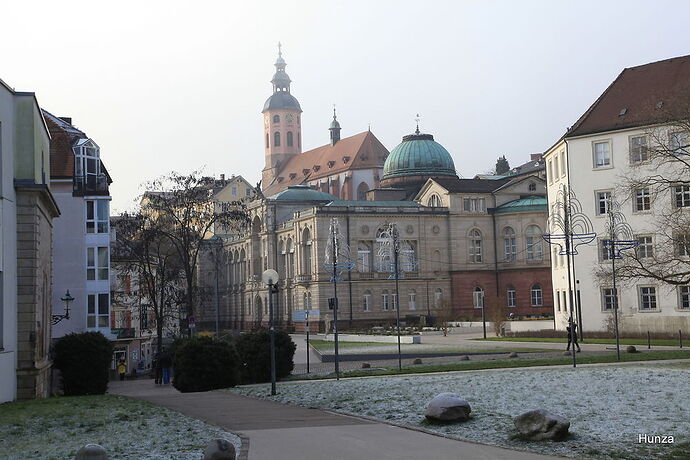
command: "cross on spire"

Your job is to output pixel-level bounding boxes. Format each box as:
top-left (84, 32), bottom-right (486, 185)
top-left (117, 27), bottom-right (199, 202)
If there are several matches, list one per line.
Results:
top-left (414, 113), bottom-right (421, 135)
top-left (278, 41), bottom-right (282, 58)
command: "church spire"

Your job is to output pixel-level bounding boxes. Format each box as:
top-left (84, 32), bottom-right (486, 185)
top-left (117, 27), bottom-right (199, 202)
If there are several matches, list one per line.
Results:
top-left (271, 42), bottom-right (291, 93)
top-left (329, 105), bottom-right (341, 145)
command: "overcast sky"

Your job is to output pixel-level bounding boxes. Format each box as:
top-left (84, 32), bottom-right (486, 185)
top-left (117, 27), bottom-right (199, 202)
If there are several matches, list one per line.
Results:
top-left (3, 0), bottom-right (690, 212)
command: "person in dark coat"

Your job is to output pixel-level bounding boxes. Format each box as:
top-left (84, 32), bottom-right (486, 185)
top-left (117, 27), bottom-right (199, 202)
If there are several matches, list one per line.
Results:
top-left (152, 354), bottom-right (161, 385)
top-left (566, 321), bottom-right (581, 352)
top-left (160, 350), bottom-right (173, 384)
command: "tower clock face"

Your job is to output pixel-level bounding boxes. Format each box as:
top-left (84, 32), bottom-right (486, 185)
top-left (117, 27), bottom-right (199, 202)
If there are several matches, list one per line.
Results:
top-left (286, 114), bottom-right (294, 122)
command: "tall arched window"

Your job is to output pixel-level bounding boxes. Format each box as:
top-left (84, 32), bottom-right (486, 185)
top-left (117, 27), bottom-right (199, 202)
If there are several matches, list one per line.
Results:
top-left (363, 290), bottom-right (371, 312)
top-left (287, 131), bottom-right (293, 147)
top-left (274, 131), bottom-right (281, 147)
top-left (427, 194), bottom-right (442, 207)
top-left (357, 242), bottom-right (372, 273)
top-left (382, 290), bottom-right (390, 311)
top-left (298, 132), bottom-right (301, 148)
top-left (469, 229), bottom-right (483, 263)
top-left (503, 227), bottom-right (516, 262)
top-left (434, 288), bottom-right (443, 308)
top-left (286, 239), bottom-right (294, 278)
top-left (278, 240), bottom-right (286, 278)
top-left (408, 289), bottom-right (417, 310)
top-left (526, 225), bottom-right (543, 260)
top-left (302, 228), bottom-right (312, 275)
top-left (272, 114), bottom-right (280, 123)
top-left (265, 133), bottom-right (269, 148)
top-left (473, 287), bottom-right (484, 308)
top-left (357, 182), bottom-right (369, 201)
top-left (531, 284), bottom-right (543, 306)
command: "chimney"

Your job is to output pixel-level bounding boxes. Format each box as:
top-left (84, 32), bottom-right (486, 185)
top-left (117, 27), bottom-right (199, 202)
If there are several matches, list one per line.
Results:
top-left (530, 153), bottom-right (542, 161)
top-left (59, 117), bottom-right (72, 125)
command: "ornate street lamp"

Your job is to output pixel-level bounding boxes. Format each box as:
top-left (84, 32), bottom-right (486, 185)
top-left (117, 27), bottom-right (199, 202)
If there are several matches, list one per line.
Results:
top-left (52, 290), bottom-right (75, 325)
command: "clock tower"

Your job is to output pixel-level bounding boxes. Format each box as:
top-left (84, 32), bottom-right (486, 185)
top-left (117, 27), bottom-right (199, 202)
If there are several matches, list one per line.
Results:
top-left (262, 43), bottom-right (302, 189)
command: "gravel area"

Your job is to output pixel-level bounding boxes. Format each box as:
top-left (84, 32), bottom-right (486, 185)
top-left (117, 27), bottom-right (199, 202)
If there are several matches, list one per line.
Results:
top-left (236, 363), bottom-right (690, 459)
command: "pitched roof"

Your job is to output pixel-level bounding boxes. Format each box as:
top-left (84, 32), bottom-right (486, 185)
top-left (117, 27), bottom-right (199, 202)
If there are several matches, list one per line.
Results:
top-left (432, 177), bottom-right (512, 193)
top-left (263, 131), bottom-right (388, 196)
top-left (567, 55), bottom-right (690, 137)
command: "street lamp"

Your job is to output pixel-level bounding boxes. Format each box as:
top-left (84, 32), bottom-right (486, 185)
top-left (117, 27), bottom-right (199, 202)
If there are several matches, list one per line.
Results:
top-left (262, 268), bottom-right (279, 396)
top-left (52, 290), bottom-right (74, 325)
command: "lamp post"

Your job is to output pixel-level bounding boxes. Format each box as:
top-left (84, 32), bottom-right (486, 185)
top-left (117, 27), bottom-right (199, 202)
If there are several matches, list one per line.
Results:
top-left (262, 269), bottom-right (279, 396)
top-left (52, 290), bottom-right (74, 325)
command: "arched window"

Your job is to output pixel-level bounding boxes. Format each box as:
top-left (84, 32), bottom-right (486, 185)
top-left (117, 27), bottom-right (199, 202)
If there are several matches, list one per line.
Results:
top-left (274, 131), bottom-right (281, 147)
top-left (434, 289), bottom-right (443, 308)
top-left (363, 290), bottom-right (371, 312)
top-left (287, 131), bottom-right (293, 147)
top-left (526, 225), bottom-right (543, 260)
top-left (265, 133), bottom-right (269, 148)
top-left (357, 242), bottom-right (372, 273)
top-left (473, 287), bottom-right (484, 308)
top-left (427, 194), bottom-right (442, 207)
top-left (469, 229), bottom-right (482, 263)
top-left (298, 132), bottom-right (301, 148)
top-left (302, 228), bottom-right (312, 275)
top-left (531, 284), bottom-right (543, 306)
top-left (507, 285), bottom-right (516, 307)
top-left (357, 182), bottom-right (369, 201)
top-left (278, 240), bottom-right (286, 278)
top-left (433, 250), bottom-right (442, 272)
top-left (382, 290), bottom-right (390, 311)
top-left (273, 114), bottom-right (280, 123)
top-left (286, 239), bottom-right (294, 278)
top-left (503, 227), bottom-right (516, 262)
top-left (408, 289), bottom-right (417, 310)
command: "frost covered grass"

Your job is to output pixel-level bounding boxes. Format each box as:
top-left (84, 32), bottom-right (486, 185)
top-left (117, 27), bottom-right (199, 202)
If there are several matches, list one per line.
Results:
top-left (234, 363), bottom-right (690, 459)
top-left (0, 394), bottom-right (240, 459)
top-left (309, 339), bottom-right (554, 355)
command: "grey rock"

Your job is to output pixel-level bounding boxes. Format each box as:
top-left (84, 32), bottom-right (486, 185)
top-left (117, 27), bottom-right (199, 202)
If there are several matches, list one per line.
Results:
top-left (75, 444), bottom-right (108, 460)
top-left (508, 352), bottom-right (518, 358)
top-left (626, 345), bottom-right (637, 353)
top-left (203, 439), bottom-right (236, 460)
top-left (514, 409), bottom-right (570, 441)
top-left (425, 392), bottom-right (472, 422)
top-left (459, 355), bottom-right (470, 361)
top-left (361, 362), bottom-right (371, 368)
top-left (413, 358), bottom-right (423, 365)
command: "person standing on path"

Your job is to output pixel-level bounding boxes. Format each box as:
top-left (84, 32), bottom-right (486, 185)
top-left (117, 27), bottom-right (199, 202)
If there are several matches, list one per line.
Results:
top-left (566, 322), bottom-right (581, 352)
top-left (152, 354), bottom-right (161, 384)
top-left (117, 359), bottom-right (127, 381)
top-left (160, 350), bottom-right (172, 384)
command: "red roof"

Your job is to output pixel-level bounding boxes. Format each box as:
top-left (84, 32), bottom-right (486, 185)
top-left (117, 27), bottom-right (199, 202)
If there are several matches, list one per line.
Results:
top-left (263, 131), bottom-right (388, 196)
top-left (567, 55), bottom-right (690, 137)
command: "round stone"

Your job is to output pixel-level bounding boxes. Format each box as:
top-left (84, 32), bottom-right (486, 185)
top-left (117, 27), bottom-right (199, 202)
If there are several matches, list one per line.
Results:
top-left (203, 439), bottom-right (236, 460)
top-left (75, 444), bottom-right (108, 460)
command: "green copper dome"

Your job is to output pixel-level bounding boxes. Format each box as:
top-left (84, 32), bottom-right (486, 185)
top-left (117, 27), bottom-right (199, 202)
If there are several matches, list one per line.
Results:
top-left (269, 185), bottom-right (338, 202)
top-left (383, 133), bottom-right (457, 180)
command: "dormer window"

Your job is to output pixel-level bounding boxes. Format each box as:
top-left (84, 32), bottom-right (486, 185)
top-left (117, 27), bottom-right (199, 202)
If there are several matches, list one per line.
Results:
top-left (328, 161), bottom-right (335, 168)
top-left (73, 138), bottom-right (107, 194)
top-left (289, 173), bottom-right (297, 180)
top-left (313, 165), bottom-right (320, 172)
top-left (302, 169), bottom-right (310, 176)
top-left (528, 182), bottom-right (536, 192)
top-left (277, 177), bottom-right (284, 183)
top-left (342, 156), bottom-right (351, 164)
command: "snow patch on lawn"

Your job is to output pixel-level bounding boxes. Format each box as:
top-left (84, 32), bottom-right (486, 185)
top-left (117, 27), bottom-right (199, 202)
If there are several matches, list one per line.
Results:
top-left (233, 365), bottom-right (690, 459)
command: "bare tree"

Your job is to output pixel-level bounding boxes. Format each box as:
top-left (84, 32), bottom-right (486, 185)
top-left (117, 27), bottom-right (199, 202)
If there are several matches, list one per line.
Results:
top-left (142, 170), bottom-right (249, 332)
top-left (487, 293), bottom-right (509, 337)
top-left (603, 105), bottom-right (690, 287)
top-left (436, 299), bottom-right (456, 337)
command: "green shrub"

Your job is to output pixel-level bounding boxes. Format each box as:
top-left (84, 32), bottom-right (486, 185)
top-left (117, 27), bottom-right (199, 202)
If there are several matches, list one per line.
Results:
top-left (236, 329), bottom-right (296, 384)
top-left (172, 336), bottom-right (240, 392)
top-left (52, 331), bottom-right (113, 396)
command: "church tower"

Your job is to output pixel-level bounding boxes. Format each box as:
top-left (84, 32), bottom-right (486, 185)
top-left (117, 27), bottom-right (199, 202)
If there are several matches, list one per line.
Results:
top-left (262, 43), bottom-right (302, 190)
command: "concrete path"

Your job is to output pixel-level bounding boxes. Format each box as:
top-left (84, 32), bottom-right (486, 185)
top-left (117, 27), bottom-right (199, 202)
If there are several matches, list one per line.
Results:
top-left (109, 378), bottom-right (565, 460)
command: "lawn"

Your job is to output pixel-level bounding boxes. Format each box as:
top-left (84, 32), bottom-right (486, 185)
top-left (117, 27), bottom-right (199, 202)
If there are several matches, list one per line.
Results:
top-left (475, 337), bottom-right (683, 347)
top-left (235, 363), bottom-right (690, 459)
top-left (0, 394), bottom-right (240, 459)
top-left (308, 339), bottom-right (555, 355)
top-left (288, 350), bottom-right (690, 380)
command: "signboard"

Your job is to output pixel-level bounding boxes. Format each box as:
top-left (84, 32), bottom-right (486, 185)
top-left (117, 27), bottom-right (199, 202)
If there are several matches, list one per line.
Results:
top-left (292, 310), bottom-right (320, 322)
top-left (188, 316), bottom-right (196, 329)
top-left (328, 298), bottom-right (339, 310)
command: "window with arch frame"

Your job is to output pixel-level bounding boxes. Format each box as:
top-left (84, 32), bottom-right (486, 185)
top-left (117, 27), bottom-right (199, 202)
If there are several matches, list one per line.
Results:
top-left (473, 287), bottom-right (484, 308)
top-left (287, 131), bottom-right (293, 147)
top-left (272, 114), bottom-right (280, 123)
top-left (525, 225), bottom-right (543, 260)
top-left (427, 194), bottom-right (442, 207)
top-left (507, 286), bottom-right (516, 307)
top-left (469, 229), bottom-right (483, 263)
top-left (531, 284), bottom-right (543, 306)
top-left (274, 131), bottom-right (281, 147)
top-left (503, 227), bottom-right (516, 262)
top-left (363, 291), bottom-right (371, 312)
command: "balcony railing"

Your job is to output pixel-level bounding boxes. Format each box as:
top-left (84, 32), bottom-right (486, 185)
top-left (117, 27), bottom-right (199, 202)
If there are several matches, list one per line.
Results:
top-left (73, 174), bottom-right (109, 196)
top-left (296, 274), bottom-right (312, 283)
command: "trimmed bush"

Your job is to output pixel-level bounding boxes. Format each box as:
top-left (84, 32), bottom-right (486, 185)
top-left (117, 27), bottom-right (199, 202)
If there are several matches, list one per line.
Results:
top-left (172, 336), bottom-right (240, 392)
top-left (52, 331), bottom-right (113, 396)
top-left (236, 329), bottom-right (296, 384)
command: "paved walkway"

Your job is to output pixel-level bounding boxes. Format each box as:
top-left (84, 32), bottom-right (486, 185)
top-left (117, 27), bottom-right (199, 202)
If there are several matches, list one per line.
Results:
top-left (109, 378), bottom-right (564, 460)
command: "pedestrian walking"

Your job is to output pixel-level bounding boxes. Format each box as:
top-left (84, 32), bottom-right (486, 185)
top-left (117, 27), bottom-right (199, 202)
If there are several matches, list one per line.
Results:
top-left (160, 349), bottom-right (172, 384)
top-left (117, 359), bottom-right (127, 381)
top-left (152, 354), bottom-right (161, 385)
top-left (566, 321), bottom-right (581, 352)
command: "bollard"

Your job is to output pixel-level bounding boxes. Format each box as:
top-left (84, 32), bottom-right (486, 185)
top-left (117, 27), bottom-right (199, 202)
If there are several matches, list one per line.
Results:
top-left (75, 444), bottom-right (108, 460)
top-left (680, 330), bottom-right (683, 349)
top-left (647, 331), bottom-right (651, 349)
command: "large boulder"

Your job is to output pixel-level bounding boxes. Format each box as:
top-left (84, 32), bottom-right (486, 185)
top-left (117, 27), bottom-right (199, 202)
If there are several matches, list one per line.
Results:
top-left (75, 444), bottom-right (108, 460)
top-left (203, 439), bottom-right (236, 460)
top-left (514, 409), bottom-right (570, 441)
top-left (425, 393), bottom-right (472, 422)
